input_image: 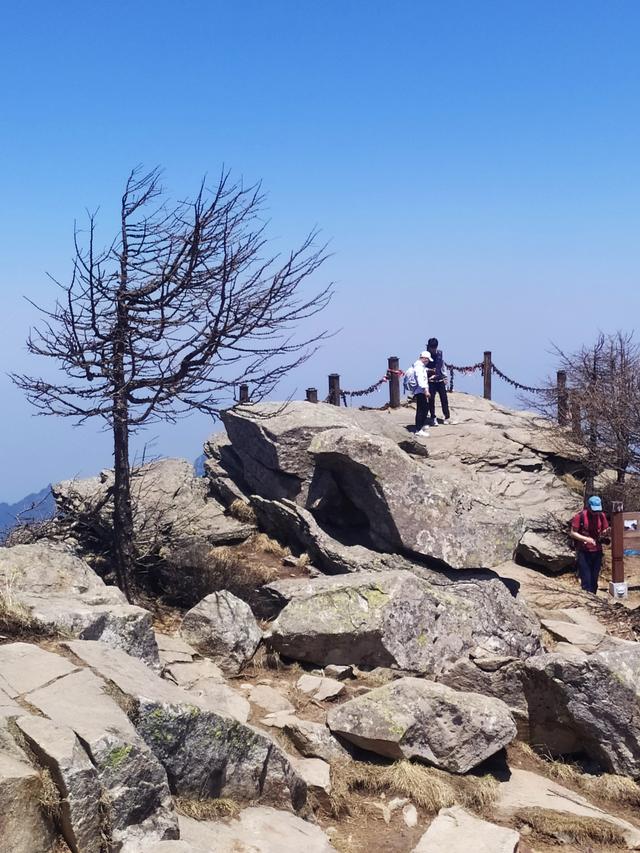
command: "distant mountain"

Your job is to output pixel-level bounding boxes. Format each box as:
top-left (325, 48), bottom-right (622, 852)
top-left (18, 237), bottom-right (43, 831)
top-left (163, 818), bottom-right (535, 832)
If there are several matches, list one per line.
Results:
top-left (0, 486), bottom-right (56, 538)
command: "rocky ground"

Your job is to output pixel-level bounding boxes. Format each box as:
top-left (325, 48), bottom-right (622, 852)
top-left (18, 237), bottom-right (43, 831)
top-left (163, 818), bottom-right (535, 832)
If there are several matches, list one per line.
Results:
top-left (1, 391), bottom-right (640, 853)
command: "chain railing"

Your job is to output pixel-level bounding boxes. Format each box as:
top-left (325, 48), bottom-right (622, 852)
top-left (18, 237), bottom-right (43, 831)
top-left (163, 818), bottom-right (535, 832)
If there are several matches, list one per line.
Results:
top-left (240, 350), bottom-right (574, 427)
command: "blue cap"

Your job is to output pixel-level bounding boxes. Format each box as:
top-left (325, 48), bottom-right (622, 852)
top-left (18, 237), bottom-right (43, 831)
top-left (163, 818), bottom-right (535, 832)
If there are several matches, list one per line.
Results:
top-left (588, 496), bottom-right (603, 511)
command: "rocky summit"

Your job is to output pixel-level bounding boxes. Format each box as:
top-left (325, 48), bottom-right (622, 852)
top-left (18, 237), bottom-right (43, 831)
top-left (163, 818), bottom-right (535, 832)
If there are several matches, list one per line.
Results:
top-left (2, 391), bottom-right (640, 853)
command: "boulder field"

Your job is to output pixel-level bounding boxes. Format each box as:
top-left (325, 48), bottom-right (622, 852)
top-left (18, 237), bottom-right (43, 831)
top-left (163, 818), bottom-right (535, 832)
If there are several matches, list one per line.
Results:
top-left (2, 393), bottom-right (639, 851)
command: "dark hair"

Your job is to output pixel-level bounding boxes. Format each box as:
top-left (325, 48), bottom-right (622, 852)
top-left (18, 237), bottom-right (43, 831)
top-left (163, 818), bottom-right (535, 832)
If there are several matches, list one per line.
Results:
top-left (427, 337), bottom-right (438, 348)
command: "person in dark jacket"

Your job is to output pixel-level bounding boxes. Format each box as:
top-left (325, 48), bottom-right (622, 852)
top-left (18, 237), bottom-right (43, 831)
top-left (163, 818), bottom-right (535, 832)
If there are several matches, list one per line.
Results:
top-left (426, 337), bottom-right (455, 425)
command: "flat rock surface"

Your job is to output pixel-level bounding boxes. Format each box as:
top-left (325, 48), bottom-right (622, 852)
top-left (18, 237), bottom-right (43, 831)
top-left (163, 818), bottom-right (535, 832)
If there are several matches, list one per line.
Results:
top-left (179, 807), bottom-right (337, 852)
top-left (412, 805), bottom-right (519, 852)
top-left (496, 768), bottom-right (640, 848)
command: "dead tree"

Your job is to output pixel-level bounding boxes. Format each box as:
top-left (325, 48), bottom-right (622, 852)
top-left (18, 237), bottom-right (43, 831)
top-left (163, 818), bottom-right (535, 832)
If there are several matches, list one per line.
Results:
top-left (535, 332), bottom-right (640, 493)
top-left (12, 167), bottom-right (331, 598)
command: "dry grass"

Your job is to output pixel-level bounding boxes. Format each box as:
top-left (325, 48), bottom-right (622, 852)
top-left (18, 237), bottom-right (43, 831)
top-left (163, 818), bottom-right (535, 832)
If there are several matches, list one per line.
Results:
top-left (329, 759), bottom-right (498, 817)
top-left (175, 796), bottom-right (240, 821)
top-left (560, 472), bottom-right (586, 496)
top-left (509, 742), bottom-right (640, 807)
top-left (38, 767), bottom-right (62, 820)
top-left (247, 532), bottom-right (290, 558)
top-left (100, 680), bottom-right (139, 722)
top-left (227, 499), bottom-right (257, 524)
top-left (159, 540), bottom-right (279, 608)
top-left (515, 808), bottom-right (627, 847)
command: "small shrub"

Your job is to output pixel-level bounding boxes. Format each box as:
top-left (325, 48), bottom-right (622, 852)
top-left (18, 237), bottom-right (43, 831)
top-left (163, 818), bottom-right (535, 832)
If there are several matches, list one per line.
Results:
top-left (159, 540), bottom-right (278, 608)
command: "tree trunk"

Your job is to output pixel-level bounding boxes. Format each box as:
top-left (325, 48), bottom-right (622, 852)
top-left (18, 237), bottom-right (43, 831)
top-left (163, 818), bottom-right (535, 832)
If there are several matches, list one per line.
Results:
top-left (112, 400), bottom-right (134, 601)
top-left (111, 280), bottom-right (133, 601)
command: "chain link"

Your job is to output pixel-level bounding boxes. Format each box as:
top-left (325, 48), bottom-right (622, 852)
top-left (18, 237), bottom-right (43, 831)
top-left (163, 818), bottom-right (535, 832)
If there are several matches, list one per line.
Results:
top-left (490, 363), bottom-right (547, 394)
top-left (321, 360), bottom-right (546, 404)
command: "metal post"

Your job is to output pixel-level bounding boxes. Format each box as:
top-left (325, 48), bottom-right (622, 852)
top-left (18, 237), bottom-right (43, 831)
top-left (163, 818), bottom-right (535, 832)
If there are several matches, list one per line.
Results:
top-left (239, 384), bottom-right (249, 403)
top-left (610, 500), bottom-right (627, 598)
top-left (483, 351), bottom-right (492, 400)
top-left (557, 370), bottom-right (568, 426)
top-left (388, 356), bottom-right (400, 409)
top-left (570, 391), bottom-right (581, 435)
top-left (328, 374), bottom-right (341, 406)
top-left (305, 387), bottom-right (318, 403)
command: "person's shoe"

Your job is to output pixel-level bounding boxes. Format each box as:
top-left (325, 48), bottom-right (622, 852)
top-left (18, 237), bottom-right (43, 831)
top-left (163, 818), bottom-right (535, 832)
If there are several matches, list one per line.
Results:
top-left (429, 419), bottom-right (439, 427)
top-left (418, 427), bottom-right (430, 436)
top-left (443, 418), bottom-right (457, 425)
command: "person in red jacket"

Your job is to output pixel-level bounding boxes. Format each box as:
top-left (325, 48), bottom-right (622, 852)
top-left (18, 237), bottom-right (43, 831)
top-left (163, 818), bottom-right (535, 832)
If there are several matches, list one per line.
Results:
top-left (569, 495), bottom-right (610, 594)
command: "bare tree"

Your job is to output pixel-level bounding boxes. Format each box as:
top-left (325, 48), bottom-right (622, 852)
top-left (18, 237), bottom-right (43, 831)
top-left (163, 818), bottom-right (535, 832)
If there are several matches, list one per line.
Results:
top-left (11, 167), bottom-right (331, 598)
top-left (536, 332), bottom-right (640, 494)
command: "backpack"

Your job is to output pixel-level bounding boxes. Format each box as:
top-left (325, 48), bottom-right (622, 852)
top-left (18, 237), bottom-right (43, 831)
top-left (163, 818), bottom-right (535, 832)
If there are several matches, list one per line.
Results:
top-left (403, 365), bottom-right (418, 395)
top-left (568, 510), bottom-right (608, 550)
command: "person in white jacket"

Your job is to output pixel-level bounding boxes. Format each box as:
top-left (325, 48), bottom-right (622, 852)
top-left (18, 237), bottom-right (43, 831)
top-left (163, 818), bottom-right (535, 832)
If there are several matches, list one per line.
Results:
top-left (412, 351), bottom-right (432, 436)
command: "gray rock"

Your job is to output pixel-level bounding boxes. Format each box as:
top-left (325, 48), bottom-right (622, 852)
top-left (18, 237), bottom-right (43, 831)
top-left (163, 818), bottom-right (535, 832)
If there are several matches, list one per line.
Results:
top-left (16, 714), bottom-right (103, 853)
top-left (179, 806), bottom-right (337, 852)
top-left (54, 458), bottom-right (253, 552)
top-left (496, 767), bottom-right (640, 849)
top-left (9, 651), bottom-right (178, 851)
top-left (155, 632), bottom-right (197, 666)
top-left (438, 657), bottom-right (529, 737)
top-left (0, 542), bottom-right (159, 665)
top-left (289, 756), bottom-right (332, 808)
top-left (518, 530), bottom-right (575, 572)
top-left (162, 659), bottom-right (250, 723)
top-left (267, 570), bottom-right (541, 675)
top-left (180, 590), bottom-right (262, 673)
top-left (220, 397), bottom-right (581, 571)
top-left (296, 674), bottom-right (345, 701)
top-left (524, 645), bottom-right (640, 776)
top-left (65, 640), bottom-right (306, 809)
top-left (248, 684), bottom-right (294, 714)
top-left (283, 718), bottom-right (350, 763)
top-left (0, 734), bottom-right (57, 853)
top-left (412, 806), bottom-right (519, 853)
top-left (308, 428), bottom-right (524, 568)
top-left (327, 677), bottom-right (517, 772)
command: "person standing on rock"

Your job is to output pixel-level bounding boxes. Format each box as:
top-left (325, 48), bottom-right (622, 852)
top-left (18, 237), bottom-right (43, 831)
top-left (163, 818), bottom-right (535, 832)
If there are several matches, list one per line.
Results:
top-left (569, 496), bottom-right (610, 594)
top-left (426, 337), bottom-right (454, 425)
top-left (410, 351), bottom-right (432, 436)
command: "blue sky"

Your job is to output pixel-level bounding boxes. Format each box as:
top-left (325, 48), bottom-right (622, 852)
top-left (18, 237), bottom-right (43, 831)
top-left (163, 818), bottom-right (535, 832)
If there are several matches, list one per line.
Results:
top-left (1, 1), bottom-right (639, 500)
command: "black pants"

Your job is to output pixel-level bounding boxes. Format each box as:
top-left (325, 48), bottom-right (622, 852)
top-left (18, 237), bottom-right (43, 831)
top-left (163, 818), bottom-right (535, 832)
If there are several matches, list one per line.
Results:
top-left (428, 380), bottom-right (450, 422)
top-left (577, 550), bottom-right (602, 594)
top-left (415, 392), bottom-right (429, 431)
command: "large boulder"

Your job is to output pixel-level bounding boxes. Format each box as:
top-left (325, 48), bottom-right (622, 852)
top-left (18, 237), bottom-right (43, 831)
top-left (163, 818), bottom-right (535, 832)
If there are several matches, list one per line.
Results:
top-left (523, 644), bottom-right (640, 777)
top-left (0, 542), bottom-right (159, 665)
top-left (180, 590), bottom-right (262, 673)
top-left (308, 428), bottom-right (523, 568)
top-left (327, 677), bottom-right (517, 772)
top-left (64, 640), bottom-right (307, 810)
top-left (0, 643), bottom-right (178, 851)
top-left (217, 397), bottom-right (582, 571)
top-left (266, 570), bottom-right (541, 674)
top-left (54, 458), bottom-right (253, 552)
